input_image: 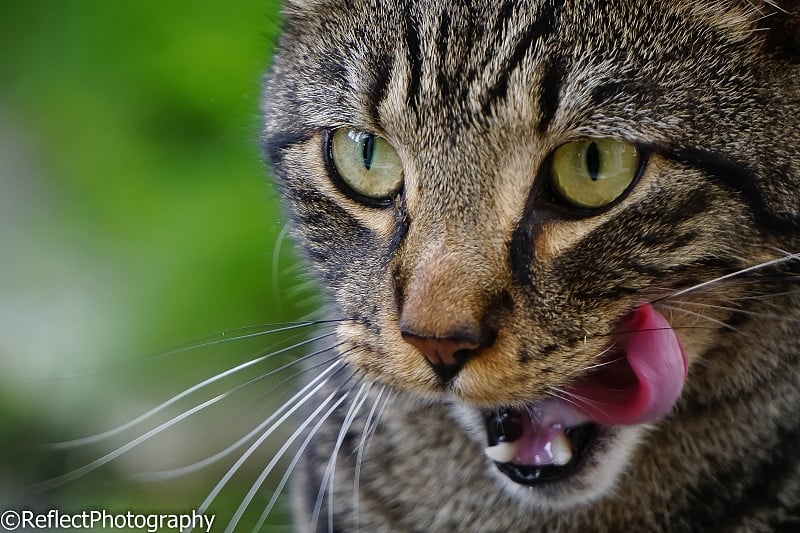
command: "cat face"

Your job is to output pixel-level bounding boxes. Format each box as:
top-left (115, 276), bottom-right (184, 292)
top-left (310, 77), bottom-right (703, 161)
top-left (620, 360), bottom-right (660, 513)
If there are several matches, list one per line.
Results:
top-left (263, 0), bottom-right (800, 509)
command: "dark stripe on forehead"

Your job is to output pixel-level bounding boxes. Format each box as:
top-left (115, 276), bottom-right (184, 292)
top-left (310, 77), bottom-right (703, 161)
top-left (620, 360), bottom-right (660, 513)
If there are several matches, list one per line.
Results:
top-left (591, 78), bottom-right (652, 107)
top-left (491, 0), bottom-right (517, 39)
top-left (404, 9), bottom-right (423, 113)
top-left (538, 56), bottom-right (566, 133)
top-left (462, 6), bottom-right (480, 87)
top-left (368, 52), bottom-right (394, 127)
top-left (436, 11), bottom-right (450, 69)
top-left (481, 0), bottom-right (563, 116)
top-left (436, 11), bottom-right (451, 104)
top-left (482, 0), bottom-right (519, 74)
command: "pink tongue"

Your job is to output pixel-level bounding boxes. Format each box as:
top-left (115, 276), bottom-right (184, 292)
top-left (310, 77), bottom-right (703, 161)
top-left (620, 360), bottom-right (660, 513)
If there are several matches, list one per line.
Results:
top-left (569, 304), bottom-right (688, 426)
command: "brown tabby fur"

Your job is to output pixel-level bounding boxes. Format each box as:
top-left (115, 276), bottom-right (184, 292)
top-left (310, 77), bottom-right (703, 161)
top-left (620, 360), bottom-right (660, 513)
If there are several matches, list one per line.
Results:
top-left (262, 0), bottom-right (800, 531)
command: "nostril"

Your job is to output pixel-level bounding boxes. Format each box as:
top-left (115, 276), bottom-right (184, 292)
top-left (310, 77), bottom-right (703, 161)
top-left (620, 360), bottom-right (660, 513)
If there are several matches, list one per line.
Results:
top-left (401, 334), bottom-right (480, 366)
top-left (401, 331), bottom-right (482, 382)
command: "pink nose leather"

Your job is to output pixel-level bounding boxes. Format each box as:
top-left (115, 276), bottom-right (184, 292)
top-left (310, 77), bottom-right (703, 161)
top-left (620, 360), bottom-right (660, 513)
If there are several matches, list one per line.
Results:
top-left (401, 333), bottom-right (480, 367)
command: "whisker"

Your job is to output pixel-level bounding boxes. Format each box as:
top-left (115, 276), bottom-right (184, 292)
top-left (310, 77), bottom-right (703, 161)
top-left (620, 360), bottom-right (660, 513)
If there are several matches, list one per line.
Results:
top-left (650, 253), bottom-right (800, 305)
top-left (53, 331), bottom-right (339, 449)
top-left (547, 387), bottom-right (612, 419)
top-left (310, 382), bottom-right (371, 533)
top-left (133, 349), bottom-right (344, 481)
top-left (194, 363), bottom-right (351, 520)
top-left (252, 391), bottom-right (354, 532)
top-left (32, 348), bottom-right (343, 493)
top-left (271, 224), bottom-right (291, 314)
top-left (545, 388), bottom-right (587, 415)
top-left (767, 246), bottom-right (800, 258)
top-left (224, 385), bottom-right (354, 533)
top-left (352, 388), bottom-right (396, 532)
top-left (63, 321), bottom-right (341, 379)
top-left (353, 385), bottom-right (387, 533)
top-left (294, 294), bottom-right (327, 312)
top-left (725, 287), bottom-right (800, 301)
top-left (361, 390), bottom-right (394, 461)
top-left (591, 324), bottom-right (719, 339)
top-left (546, 387), bottom-right (580, 407)
top-left (717, 274), bottom-right (800, 284)
top-left (579, 355), bottom-right (626, 372)
top-left (327, 383), bottom-right (372, 533)
top-left (522, 403), bottom-right (540, 424)
top-left (674, 300), bottom-right (800, 323)
top-left (660, 303), bottom-right (743, 333)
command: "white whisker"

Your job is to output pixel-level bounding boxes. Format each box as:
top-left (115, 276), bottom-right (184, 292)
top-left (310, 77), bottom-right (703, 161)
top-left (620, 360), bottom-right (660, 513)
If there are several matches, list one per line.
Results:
top-left (133, 350), bottom-right (344, 481)
top-left (53, 331), bottom-right (338, 449)
top-left (311, 382), bottom-right (371, 533)
top-left (225, 386), bottom-right (352, 533)
top-left (76, 321), bottom-right (340, 379)
top-left (548, 387), bottom-right (613, 420)
top-left (652, 253), bottom-right (800, 304)
top-left (579, 355), bottom-right (626, 372)
top-left (660, 303), bottom-right (744, 333)
top-left (33, 351), bottom-right (342, 493)
top-left (271, 224), bottom-right (291, 313)
top-left (193, 361), bottom-right (347, 521)
top-left (362, 391), bottom-right (393, 461)
top-left (676, 299), bottom-right (800, 323)
top-left (546, 388), bottom-right (583, 410)
top-left (329, 384), bottom-right (372, 533)
top-left (353, 385), bottom-right (387, 533)
top-left (253, 392), bottom-right (353, 532)
top-left (294, 294), bottom-right (327, 311)
top-left (726, 288), bottom-right (800, 301)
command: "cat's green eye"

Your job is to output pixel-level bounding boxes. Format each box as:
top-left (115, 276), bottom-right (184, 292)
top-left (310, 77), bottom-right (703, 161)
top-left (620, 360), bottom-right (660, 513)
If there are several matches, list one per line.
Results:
top-left (549, 139), bottom-right (640, 209)
top-left (328, 128), bottom-right (403, 204)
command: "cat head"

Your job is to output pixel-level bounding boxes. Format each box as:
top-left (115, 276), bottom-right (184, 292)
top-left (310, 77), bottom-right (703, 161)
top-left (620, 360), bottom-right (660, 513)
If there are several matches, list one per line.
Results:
top-left (263, 0), bottom-right (800, 508)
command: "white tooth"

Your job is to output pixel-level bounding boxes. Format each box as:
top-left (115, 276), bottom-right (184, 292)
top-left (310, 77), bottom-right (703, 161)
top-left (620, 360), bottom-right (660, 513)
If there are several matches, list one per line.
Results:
top-left (484, 441), bottom-right (519, 463)
top-left (550, 434), bottom-right (573, 466)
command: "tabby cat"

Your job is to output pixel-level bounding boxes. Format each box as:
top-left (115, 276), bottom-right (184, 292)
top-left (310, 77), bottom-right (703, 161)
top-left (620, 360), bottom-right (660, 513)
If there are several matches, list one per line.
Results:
top-left (261, 0), bottom-right (800, 531)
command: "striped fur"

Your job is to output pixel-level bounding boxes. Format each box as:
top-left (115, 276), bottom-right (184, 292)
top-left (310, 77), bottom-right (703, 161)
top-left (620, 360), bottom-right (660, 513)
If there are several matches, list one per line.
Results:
top-left (263, 1), bottom-right (800, 531)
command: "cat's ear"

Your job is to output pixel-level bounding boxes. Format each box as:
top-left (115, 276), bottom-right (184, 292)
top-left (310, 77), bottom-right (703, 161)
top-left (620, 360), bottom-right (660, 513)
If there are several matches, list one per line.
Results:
top-left (757, 0), bottom-right (800, 62)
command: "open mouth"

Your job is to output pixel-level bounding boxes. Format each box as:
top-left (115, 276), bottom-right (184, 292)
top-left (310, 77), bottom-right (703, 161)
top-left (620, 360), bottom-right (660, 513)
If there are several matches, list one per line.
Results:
top-left (483, 304), bottom-right (687, 486)
top-left (485, 405), bottom-right (599, 484)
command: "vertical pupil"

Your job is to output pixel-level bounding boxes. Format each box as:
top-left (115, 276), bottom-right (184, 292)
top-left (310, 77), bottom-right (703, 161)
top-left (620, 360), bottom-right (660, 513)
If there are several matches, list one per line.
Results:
top-left (361, 134), bottom-right (375, 171)
top-left (586, 142), bottom-right (600, 181)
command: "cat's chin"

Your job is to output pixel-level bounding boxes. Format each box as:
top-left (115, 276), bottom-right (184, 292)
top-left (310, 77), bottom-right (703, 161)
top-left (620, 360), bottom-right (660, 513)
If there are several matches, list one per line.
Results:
top-left (453, 404), bottom-right (645, 511)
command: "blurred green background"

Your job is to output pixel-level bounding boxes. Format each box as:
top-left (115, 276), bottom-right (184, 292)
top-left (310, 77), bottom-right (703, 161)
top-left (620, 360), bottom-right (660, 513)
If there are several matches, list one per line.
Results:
top-left (0, 1), bottom-right (318, 530)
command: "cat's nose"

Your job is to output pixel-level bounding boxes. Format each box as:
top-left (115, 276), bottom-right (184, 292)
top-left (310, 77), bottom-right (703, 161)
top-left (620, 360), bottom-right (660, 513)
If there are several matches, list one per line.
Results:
top-left (395, 242), bottom-right (506, 383)
top-left (400, 331), bottom-right (481, 383)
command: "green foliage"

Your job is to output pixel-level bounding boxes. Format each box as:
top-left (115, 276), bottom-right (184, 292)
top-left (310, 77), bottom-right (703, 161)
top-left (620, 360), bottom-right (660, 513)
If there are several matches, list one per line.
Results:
top-left (0, 1), bottom-right (313, 529)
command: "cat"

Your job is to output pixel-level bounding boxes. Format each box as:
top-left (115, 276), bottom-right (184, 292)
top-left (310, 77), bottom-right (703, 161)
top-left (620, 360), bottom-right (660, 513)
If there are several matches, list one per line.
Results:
top-left (260, 0), bottom-right (800, 531)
